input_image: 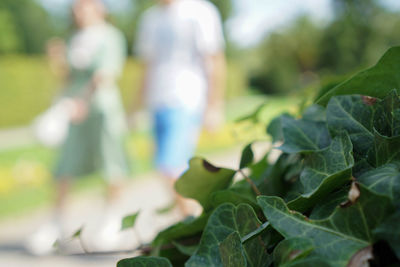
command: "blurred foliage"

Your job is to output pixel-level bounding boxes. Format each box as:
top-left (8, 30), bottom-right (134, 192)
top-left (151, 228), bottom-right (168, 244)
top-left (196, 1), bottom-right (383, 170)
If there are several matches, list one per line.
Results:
top-left (247, 0), bottom-right (400, 95)
top-left (0, 56), bottom-right (246, 128)
top-left (0, 0), bottom-right (54, 54)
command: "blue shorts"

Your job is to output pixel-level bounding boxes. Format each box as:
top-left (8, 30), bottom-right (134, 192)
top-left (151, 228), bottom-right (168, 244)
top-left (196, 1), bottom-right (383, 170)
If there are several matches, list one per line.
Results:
top-left (154, 108), bottom-right (202, 177)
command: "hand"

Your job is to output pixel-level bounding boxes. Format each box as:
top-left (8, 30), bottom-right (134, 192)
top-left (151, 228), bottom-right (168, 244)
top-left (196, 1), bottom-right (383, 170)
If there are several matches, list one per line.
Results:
top-left (69, 98), bottom-right (89, 124)
top-left (127, 110), bottom-right (148, 130)
top-left (203, 104), bottom-right (225, 133)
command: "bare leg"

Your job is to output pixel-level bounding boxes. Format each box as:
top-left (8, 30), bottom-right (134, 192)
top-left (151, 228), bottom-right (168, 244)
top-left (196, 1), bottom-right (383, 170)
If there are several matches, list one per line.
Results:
top-left (165, 178), bottom-right (194, 217)
top-left (55, 178), bottom-right (70, 214)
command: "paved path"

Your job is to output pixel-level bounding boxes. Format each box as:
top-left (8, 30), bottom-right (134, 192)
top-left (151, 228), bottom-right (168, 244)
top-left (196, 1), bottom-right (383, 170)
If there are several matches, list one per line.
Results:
top-left (0, 144), bottom-right (271, 267)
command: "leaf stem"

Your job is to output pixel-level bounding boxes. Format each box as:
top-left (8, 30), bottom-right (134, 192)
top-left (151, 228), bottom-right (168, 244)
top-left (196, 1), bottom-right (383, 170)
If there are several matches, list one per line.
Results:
top-left (239, 169), bottom-right (261, 196)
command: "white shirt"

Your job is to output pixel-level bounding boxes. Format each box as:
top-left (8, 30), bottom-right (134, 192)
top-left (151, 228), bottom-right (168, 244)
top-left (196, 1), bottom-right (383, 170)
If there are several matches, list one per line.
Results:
top-left (136, 0), bottom-right (224, 111)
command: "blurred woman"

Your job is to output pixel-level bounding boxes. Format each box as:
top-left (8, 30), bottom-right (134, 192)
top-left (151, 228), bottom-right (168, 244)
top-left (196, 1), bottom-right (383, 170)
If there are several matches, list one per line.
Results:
top-left (26, 0), bottom-right (129, 254)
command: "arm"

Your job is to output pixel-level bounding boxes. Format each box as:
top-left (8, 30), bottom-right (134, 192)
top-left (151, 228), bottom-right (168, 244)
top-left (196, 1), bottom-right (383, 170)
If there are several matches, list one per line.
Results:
top-left (204, 51), bottom-right (227, 132)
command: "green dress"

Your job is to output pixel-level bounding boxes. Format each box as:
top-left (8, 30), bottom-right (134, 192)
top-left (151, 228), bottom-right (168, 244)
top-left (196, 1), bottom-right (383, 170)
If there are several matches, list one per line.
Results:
top-left (54, 22), bottom-right (129, 180)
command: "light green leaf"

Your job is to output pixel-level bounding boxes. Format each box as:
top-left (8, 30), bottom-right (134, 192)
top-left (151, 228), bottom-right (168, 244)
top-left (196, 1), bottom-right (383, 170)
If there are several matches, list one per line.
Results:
top-left (219, 232), bottom-right (247, 267)
top-left (279, 115), bottom-right (331, 154)
top-left (373, 211), bottom-right (400, 259)
top-left (257, 184), bottom-right (394, 267)
top-left (315, 46), bottom-right (400, 106)
top-left (273, 237), bottom-right (314, 266)
top-left (175, 158), bottom-right (236, 211)
top-left (288, 132), bottom-right (354, 212)
top-left (121, 211), bottom-right (140, 231)
top-left (326, 95), bottom-right (375, 157)
top-left (240, 143), bottom-right (255, 169)
top-left (358, 161), bottom-right (400, 207)
top-left (117, 256), bottom-right (172, 267)
top-left (72, 227), bottom-right (83, 239)
top-left (186, 203), bottom-right (271, 267)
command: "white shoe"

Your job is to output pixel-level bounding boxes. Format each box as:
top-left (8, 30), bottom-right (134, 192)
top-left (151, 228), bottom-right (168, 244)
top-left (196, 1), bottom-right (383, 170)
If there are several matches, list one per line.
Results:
top-left (24, 221), bottom-right (61, 255)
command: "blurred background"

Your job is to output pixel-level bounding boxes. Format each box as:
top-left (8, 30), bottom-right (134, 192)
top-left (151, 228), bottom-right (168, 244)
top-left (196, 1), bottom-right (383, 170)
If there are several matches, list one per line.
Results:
top-left (1, 0), bottom-right (400, 265)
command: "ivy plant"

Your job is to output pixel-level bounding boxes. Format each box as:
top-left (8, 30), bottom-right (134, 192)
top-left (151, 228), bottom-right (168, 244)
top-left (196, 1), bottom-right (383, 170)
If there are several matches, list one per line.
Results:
top-left (117, 47), bottom-right (400, 267)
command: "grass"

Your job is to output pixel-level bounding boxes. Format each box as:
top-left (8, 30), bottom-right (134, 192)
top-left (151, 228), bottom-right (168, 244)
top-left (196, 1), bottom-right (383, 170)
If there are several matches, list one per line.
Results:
top-left (0, 94), bottom-right (300, 219)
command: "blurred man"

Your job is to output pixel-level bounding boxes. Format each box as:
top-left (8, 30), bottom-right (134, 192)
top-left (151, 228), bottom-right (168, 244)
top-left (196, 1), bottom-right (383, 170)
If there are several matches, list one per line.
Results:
top-left (135, 0), bottom-right (226, 214)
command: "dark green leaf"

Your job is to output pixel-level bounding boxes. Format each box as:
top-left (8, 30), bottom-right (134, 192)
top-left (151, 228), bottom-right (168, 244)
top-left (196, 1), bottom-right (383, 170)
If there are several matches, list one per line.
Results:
top-left (279, 115), bottom-right (331, 153)
top-left (309, 188), bottom-right (348, 220)
top-left (315, 46), bottom-right (400, 106)
top-left (117, 256), bottom-right (172, 267)
top-left (358, 161), bottom-right (400, 207)
top-left (219, 232), bottom-right (247, 267)
top-left (241, 222), bottom-right (270, 244)
top-left (152, 213), bottom-right (209, 246)
top-left (273, 237), bottom-right (314, 266)
top-left (121, 211), bottom-right (140, 231)
top-left (267, 115), bottom-right (285, 143)
top-left (279, 257), bottom-right (332, 267)
top-left (240, 143), bottom-right (255, 169)
top-left (186, 203), bottom-right (271, 267)
top-left (171, 241), bottom-right (198, 256)
top-left (257, 153), bottom-right (300, 197)
top-left (373, 211), bottom-right (400, 259)
top-left (211, 188), bottom-right (259, 212)
top-left (373, 90), bottom-right (400, 137)
top-left (326, 95), bottom-right (375, 157)
top-left (175, 158), bottom-right (236, 211)
top-left (249, 154), bottom-right (269, 181)
top-left (288, 132), bottom-right (354, 212)
top-left (368, 130), bottom-right (400, 167)
top-left (257, 184), bottom-right (394, 267)
top-left (302, 104), bottom-right (326, 122)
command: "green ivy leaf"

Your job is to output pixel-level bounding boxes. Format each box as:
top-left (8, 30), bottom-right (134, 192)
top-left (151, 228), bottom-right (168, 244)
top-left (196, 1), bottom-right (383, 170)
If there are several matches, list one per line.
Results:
top-left (273, 237), bottom-right (314, 266)
top-left (373, 90), bottom-right (400, 137)
top-left (326, 95), bottom-right (375, 158)
top-left (186, 203), bottom-right (271, 267)
top-left (219, 232), bottom-right (247, 267)
top-left (211, 188), bottom-right (259, 212)
top-left (309, 188), bottom-right (348, 220)
top-left (368, 130), bottom-right (400, 167)
top-left (358, 161), bottom-right (400, 207)
top-left (315, 46), bottom-right (400, 106)
top-left (302, 105), bottom-right (326, 122)
top-left (171, 241), bottom-right (198, 256)
top-left (288, 132), bottom-right (354, 212)
top-left (117, 256), bottom-right (172, 267)
top-left (257, 153), bottom-right (300, 197)
top-left (121, 211), bottom-right (140, 231)
top-left (267, 115), bottom-right (285, 143)
top-left (175, 158), bottom-right (236, 211)
top-left (279, 115), bottom-right (331, 154)
top-left (152, 213), bottom-right (209, 246)
top-left (240, 143), bottom-right (255, 169)
top-left (279, 257), bottom-right (332, 267)
top-left (257, 184), bottom-right (395, 267)
top-left (373, 211), bottom-right (400, 259)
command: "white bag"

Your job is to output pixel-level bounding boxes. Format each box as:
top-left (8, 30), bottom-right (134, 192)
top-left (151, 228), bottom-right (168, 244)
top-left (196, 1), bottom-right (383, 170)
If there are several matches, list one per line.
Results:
top-left (33, 99), bottom-right (72, 147)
